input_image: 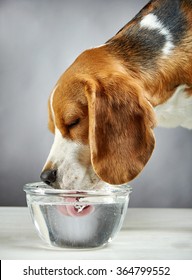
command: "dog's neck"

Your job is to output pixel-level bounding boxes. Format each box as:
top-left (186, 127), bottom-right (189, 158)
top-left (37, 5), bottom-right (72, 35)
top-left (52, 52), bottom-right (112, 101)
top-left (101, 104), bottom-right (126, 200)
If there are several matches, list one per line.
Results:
top-left (105, 0), bottom-right (192, 108)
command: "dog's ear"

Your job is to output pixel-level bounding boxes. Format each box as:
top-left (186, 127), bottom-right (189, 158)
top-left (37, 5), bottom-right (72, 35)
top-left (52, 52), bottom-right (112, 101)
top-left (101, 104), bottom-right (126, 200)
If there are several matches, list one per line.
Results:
top-left (84, 75), bottom-right (156, 185)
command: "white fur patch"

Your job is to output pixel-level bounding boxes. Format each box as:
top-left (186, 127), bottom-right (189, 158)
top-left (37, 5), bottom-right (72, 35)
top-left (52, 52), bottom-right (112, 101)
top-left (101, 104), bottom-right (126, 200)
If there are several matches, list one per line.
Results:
top-left (140, 13), bottom-right (174, 56)
top-left (50, 84), bottom-right (59, 124)
top-left (154, 85), bottom-right (192, 129)
top-left (92, 44), bottom-right (106, 49)
top-left (45, 128), bottom-right (99, 189)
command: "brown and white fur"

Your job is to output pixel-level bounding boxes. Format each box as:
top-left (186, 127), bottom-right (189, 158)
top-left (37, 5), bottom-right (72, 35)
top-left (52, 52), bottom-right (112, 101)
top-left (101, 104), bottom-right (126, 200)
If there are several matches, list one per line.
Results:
top-left (41, 0), bottom-right (192, 189)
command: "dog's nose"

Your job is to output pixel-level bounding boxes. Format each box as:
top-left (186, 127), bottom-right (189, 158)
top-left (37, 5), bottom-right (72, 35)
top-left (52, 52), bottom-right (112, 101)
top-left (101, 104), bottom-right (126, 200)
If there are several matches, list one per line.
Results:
top-left (40, 169), bottom-right (57, 185)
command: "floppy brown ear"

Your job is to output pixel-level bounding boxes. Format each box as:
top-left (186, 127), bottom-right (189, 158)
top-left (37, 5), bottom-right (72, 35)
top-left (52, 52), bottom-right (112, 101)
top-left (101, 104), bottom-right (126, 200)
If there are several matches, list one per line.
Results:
top-left (84, 75), bottom-right (156, 185)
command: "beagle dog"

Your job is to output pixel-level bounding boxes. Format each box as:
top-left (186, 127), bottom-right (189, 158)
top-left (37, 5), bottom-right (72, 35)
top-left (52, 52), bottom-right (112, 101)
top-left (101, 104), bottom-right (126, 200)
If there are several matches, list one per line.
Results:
top-left (41, 0), bottom-right (192, 189)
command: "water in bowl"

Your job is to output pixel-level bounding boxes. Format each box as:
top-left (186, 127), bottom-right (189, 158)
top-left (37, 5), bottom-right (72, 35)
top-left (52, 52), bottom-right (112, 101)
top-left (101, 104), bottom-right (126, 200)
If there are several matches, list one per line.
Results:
top-left (28, 198), bottom-right (128, 248)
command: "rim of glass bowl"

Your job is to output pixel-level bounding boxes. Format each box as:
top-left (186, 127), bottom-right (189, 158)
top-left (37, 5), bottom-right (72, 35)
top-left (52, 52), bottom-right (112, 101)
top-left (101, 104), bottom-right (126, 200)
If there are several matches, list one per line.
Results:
top-left (23, 182), bottom-right (132, 197)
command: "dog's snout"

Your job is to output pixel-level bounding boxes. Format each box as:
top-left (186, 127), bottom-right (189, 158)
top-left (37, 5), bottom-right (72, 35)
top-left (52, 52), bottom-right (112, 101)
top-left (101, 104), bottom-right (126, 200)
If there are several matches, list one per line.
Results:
top-left (40, 169), bottom-right (57, 185)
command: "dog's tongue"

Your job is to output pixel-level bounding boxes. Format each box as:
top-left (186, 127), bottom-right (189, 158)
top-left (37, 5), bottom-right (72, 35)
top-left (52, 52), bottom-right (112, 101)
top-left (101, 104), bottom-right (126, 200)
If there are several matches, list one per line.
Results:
top-left (57, 197), bottom-right (94, 217)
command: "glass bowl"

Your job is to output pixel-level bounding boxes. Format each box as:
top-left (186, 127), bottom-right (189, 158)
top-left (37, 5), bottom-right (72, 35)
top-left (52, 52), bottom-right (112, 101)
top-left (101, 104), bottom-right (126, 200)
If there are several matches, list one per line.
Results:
top-left (23, 182), bottom-right (132, 249)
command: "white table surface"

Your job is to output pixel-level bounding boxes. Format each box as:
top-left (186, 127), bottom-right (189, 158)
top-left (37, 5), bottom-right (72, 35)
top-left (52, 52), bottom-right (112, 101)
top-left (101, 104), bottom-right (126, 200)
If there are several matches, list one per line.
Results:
top-left (0, 207), bottom-right (192, 260)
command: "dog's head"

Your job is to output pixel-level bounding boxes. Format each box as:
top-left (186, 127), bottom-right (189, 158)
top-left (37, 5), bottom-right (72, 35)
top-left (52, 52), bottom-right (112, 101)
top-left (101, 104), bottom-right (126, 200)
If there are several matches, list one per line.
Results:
top-left (41, 48), bottom-right (156, 189)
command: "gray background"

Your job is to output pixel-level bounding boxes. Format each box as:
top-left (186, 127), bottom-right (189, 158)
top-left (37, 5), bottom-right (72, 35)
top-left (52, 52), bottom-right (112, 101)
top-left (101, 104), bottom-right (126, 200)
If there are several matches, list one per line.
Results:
top-left (0, 0), bottom-right (191, 207)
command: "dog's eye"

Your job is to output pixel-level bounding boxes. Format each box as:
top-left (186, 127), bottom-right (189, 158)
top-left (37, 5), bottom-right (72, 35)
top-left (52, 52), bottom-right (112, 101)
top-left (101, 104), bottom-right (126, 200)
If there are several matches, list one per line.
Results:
top-left (67, 118), bottom-right (80, 129)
